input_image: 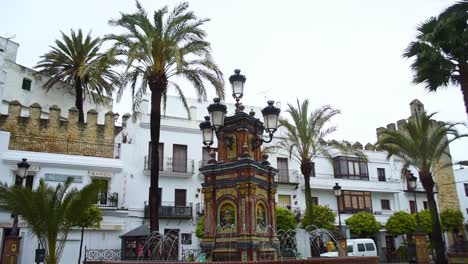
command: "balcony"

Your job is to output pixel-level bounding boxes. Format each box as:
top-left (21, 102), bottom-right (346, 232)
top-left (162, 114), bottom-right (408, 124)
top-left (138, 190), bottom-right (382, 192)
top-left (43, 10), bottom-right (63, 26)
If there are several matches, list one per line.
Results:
top-left (275, 169), bottom-right (300, 185)
top-left (339, 208), bottom-right (372, 214)
top-left (96, 192), bottom-right (119, 210)
top-left (8, 133), bottom-right (120, 159)
top-left (144, 156), bottom-right (194, 177)
top-left (144, 201), bottom-right (193, 219)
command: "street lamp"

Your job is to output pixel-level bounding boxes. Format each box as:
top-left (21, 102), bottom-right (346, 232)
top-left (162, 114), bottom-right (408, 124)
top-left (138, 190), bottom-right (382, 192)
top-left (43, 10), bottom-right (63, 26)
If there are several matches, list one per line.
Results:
top-left (207, 98), bottom-right (227, 131)
top-left (12, 158), bottom-right (30, 235)
top-left (333, 183), bottom-right (343, 229)
top-left (200, 116), bottom-right (214, 149)
top-left (229, 69), bottom-right (246, 106)
top-left (408, 173), bottom-right (422, 232)
top-left (201, 69), bottom-right (281, 151)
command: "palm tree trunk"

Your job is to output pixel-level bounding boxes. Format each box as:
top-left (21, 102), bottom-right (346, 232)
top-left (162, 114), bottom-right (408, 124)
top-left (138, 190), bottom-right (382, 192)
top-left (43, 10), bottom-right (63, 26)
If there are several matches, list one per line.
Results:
top-left (419, 171), bottom-right (447, 264)
top-left (74, 78), bottom-right (84, 123)
top-left (148, 76), bottom-right (166, 232)
top-left (48, 236), bottom-right (57, 264)
top-left (78, 226), bottom-right (84, 264)
top-left (459, 63), bottom-right (468, 117)
top-left (301, 160), bottom-right (314, 227)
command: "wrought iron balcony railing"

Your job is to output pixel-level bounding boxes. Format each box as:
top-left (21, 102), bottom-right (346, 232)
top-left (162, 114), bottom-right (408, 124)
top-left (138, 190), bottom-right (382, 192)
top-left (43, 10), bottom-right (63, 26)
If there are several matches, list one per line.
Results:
top-left (144, 156), bottom-right (194, 174)
top-left (96, 192), bottom-right (118, 210)
top-left (144, 201), bottom-right (193, 219)
top-left (275, 169), bottom-right (300, 184)
top-left (8, 133), bottom-right (120, 159)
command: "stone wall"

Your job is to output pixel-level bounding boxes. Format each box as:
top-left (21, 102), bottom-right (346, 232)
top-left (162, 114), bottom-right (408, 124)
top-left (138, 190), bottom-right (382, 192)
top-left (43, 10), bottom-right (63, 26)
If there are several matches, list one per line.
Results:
top-left (0, 100), bottom-right (122, 158)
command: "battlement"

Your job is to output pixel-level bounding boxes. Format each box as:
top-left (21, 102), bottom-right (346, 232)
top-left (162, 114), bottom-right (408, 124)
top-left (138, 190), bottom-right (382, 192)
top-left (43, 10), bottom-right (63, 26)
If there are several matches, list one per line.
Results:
top-left (0, 101), bottom-right (122, 158)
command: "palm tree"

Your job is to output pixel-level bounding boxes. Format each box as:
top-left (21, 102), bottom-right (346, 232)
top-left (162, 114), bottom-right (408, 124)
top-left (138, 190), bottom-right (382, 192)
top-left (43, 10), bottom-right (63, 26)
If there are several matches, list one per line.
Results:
top-left (376, 111), bottom-right (467, 264)
top-left (403, 1), bottom-right (468, 116)
top-left (107, 1), bottom-right (224, 232)
top-left (35, 29), bottom-right (120, 122)
top-left (0, 178), bottom-right (101, 264)
top-left (277, 99), bottom-right (363, 227)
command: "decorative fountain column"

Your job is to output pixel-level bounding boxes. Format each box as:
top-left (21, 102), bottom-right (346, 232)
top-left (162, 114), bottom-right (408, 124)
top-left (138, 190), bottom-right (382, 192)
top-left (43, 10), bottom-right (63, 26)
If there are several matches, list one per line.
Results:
top-left (199, 70), bottom-right (281, 262)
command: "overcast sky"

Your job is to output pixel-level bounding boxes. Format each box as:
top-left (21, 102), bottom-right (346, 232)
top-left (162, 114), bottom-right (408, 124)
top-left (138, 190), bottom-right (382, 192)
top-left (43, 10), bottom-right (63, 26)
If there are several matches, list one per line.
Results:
top-left (3, 0), bottom-right (468, 162)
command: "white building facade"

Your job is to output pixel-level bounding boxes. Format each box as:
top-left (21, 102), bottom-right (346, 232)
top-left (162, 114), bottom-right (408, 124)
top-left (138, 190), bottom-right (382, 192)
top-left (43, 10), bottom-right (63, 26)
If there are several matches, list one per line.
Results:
top-left (0, 38), bottom-right (457, 262)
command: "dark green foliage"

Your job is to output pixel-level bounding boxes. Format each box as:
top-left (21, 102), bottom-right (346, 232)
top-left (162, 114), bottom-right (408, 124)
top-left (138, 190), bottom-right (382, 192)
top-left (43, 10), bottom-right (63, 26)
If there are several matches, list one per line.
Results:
top-left (414, 210), bottom-right (433, 235)
top-left (301, 205), bottom-right (336, 230)
top-left (0, 178), bottom-right (101, 264)
top-left (440, 208), bottom-right (464, 234)
top-left (276, 207), bottom-right (297, 231)
top-left (277, 100), bottom-right (364, 227)
top-left (345, 212), bottom-right (381, 237)
top-left (403, 1), bottom-right (468, 115)
top-left (377, 110), bottom-right (466, 264)
top-left (195, 216), bottom-right (204, 238)
top-left (386, 211), bottom-right (416, 237)
top-left (35, 29), bottom-right (119, 122)
top-left (108, 1), bottom-right (225, 231)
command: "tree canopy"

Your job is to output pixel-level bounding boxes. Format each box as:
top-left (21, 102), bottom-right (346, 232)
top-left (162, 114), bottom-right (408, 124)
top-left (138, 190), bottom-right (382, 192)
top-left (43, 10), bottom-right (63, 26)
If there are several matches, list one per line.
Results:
top-left (0, 178), bottom-right (101, 264)
top-left (345, 212), bottom-right (381, 237)
top-left (385, 211), bottom-right (416, 237)
top-left (35, 29), bottom-right (119, 122)
top-left (302, 205), bottom-right (336, 230)
top-left (277, 207), bottom-right (297, 231)
top-left (440, 208), bottom-right (464, 234)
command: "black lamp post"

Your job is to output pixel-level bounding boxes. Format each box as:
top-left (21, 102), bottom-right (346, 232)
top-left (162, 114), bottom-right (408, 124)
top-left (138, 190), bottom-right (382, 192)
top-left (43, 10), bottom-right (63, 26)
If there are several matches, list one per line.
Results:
top-left (333, 183), bottom-right (343, 230)
top-left (12, 158), bottom-right (30, 235)
top-left (408, 173), bottom-right (422, 233)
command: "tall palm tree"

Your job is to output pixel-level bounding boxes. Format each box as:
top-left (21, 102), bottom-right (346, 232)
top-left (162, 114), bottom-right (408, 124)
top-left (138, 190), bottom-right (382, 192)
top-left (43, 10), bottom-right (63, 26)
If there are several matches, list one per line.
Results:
top-left (35, 29), bottom-right (120, 122)
top-left (403, 1), bottom-right (468, 116)
top-left (107, 1), bottom-right (224, 231)
top-left (376, 111), bottom-right (467, 264)
top-left (277, 99), bottom-right (363, 227)
top-left (0, 178), bottom-right (101, 264)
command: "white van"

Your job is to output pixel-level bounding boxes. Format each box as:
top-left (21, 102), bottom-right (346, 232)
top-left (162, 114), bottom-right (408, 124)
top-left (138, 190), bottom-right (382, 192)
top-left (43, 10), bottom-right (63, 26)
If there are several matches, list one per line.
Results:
top-left (320, 238), bottom-right (377, 257)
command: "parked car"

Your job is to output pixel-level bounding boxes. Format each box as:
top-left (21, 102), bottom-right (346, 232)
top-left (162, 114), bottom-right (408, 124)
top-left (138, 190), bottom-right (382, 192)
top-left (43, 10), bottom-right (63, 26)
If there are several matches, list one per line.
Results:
top-left (320, 238), bottom-right (377, 257)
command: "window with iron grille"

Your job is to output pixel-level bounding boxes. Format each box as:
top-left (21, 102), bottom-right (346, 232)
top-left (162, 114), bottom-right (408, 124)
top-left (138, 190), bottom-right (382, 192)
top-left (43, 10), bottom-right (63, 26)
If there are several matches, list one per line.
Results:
top-left (22, 78), bottom-right (32, 91)
top-left (381, 199), bottom-right (391, 210)
top-left (333, 156), bottom-right (369, 180)
top-left (423, 201), bottom-right (428, 210)
top-left (181, 233), bottom-right (192, 245)
top-left (465, 183), bottom-right (468, 196)
top-left (377, 168), bottom-right (386, 181)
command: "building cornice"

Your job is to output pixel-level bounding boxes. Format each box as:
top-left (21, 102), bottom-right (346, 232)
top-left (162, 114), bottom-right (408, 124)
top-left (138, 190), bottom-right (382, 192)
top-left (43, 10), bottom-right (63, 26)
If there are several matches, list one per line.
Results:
top-left (1, 150), bottom-right (123, 172)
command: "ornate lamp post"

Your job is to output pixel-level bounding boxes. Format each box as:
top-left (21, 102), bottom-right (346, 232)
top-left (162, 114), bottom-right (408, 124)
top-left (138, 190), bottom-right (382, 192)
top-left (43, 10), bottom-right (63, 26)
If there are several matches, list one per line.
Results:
top-left (199, 69), bottom-right (281, 261)
top-left (407, 172), bottom-right (430, 263)
top-left (333, 183), bottom-right (342, 228)
top-left (4, 158), bottom-right (30, 264)
top-left (333, 182), bottom-right (347, 257)
top-left (408, 173), bottom-right (422, 232)
top-left (12, 158), bottom-right (30, 235)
